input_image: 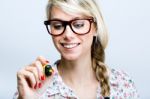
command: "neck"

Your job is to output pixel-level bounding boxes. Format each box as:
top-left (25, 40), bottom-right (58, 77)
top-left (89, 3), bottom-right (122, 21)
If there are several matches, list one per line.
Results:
top-left (58, 54), bottom-right (98, 87)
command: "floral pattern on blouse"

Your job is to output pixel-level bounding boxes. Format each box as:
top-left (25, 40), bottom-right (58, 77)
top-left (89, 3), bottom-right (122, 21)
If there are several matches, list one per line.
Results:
top-left (13, 61), bottom-right (139, 99)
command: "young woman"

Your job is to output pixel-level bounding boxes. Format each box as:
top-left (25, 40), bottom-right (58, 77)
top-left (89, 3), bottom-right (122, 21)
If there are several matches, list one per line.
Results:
top-left (14, 0), bottom-right (139, 99)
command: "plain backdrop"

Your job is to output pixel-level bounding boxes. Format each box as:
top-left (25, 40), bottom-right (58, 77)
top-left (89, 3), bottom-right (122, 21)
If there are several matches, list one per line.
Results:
top-left (0, 0), bottom-right (150, 98)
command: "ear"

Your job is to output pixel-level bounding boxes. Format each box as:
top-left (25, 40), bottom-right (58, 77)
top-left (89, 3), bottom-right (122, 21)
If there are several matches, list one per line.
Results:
top-left (92, 26), bottom-right (97, 36)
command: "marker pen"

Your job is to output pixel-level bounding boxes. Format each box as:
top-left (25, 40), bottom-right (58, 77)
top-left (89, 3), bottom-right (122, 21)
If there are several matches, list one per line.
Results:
top-left (104, 97), bottom-right (110, 99)
top-left (44, 65), bottom-right (54, 77)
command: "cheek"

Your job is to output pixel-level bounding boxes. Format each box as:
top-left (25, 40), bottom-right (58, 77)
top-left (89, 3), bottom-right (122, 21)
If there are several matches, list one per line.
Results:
top-left (52, 37), bottom-right (60, 49)
top-left (82, 28), bottom-right (95, 48)
top-left (82, 33), bottom-right (94, 48)
top-left (85, 27), bottom-right (95, 43)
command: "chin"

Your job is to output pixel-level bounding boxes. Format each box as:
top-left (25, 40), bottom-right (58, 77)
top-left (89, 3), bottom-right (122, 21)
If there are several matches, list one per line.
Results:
top-left (61, 53), bottom-right (80, 61)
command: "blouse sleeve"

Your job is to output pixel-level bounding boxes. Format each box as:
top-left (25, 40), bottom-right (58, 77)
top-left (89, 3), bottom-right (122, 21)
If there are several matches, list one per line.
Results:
top-left (110, 69), bottom-right (139, 99)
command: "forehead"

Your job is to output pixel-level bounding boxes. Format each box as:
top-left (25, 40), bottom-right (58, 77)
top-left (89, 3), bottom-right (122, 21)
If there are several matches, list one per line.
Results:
top-left (50, 6), bottom-right (86, 20)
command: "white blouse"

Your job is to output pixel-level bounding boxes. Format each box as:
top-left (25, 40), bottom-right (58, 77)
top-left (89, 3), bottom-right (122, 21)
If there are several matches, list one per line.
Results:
top-left (13, 61), bottom-right (139, 99)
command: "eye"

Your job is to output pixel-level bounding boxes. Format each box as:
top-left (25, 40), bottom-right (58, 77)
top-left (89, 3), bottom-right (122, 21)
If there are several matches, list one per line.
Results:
top-left (51, 21), bottom-right (64, 30)
top-left (53, 24), bottom-right (63, 30)
top-left (72, 21), bottom-right (85, 29)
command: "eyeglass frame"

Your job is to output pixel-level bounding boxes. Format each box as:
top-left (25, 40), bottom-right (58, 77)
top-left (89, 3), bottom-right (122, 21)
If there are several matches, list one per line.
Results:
top-left (44, 18), bottom-right (95, 36)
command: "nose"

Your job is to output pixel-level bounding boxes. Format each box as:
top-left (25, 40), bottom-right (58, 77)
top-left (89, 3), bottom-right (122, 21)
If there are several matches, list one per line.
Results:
top-left (63, 25), bottom-right (75, 40)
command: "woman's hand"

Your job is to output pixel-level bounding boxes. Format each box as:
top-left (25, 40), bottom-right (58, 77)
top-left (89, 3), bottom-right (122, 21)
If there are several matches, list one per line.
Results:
top-left (17, 56), bottom-right (53, 99)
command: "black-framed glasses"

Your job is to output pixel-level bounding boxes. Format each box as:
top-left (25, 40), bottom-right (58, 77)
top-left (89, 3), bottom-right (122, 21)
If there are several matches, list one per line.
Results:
top-left (44, 18), bottom-right (94, 36)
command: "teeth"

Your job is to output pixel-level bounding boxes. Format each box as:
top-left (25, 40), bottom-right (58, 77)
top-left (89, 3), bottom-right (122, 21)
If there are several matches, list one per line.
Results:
top-left (62, 43), bottom-right (79, 49)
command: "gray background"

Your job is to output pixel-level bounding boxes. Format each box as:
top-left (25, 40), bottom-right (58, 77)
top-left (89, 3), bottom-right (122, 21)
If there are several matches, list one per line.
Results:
top-left (0, 0), bottom-right (149, 98)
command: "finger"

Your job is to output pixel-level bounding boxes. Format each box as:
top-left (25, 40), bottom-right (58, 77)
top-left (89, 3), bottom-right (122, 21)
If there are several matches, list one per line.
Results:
top-left (17, 69), bottom-right (37, 89)
top-left (17, 72), bottom-right (29, 96)
top-left (17, 70), bottom-right (28, 89)
top-left (25, 66), bottom-right (40, 84)
top-left (36, 56), bottom-right (49, 66)
top-left (32, 61), bottom-right (45, 81)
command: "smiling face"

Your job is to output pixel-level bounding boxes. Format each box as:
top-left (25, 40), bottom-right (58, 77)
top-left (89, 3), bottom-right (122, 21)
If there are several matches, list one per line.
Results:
top-left (50, 6), bottom-right (96, 61)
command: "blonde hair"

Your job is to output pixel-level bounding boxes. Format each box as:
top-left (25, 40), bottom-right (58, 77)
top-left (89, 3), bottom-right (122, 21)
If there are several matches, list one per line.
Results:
top-left (46, 0), bottom-right (110, 97)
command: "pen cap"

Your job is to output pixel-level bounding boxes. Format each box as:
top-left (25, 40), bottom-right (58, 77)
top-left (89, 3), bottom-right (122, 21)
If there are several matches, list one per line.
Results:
top-left (44, 65), bottom-right (53, 76)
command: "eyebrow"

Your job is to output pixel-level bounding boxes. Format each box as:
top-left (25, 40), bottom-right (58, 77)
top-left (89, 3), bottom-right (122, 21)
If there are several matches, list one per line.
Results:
top-left (50, 17), bottom-right (89, 21)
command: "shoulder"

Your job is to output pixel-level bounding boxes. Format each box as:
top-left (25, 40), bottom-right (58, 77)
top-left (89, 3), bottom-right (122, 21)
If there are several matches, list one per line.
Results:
top-left (109, 68), bottom-right (139, 98)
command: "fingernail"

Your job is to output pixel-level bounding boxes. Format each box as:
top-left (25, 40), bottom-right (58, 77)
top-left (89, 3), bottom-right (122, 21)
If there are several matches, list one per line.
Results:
top-left (34, 82), bottom-right (37, 89)
top-left (46, 60), bottom-right (49, 63)
top-left (38, 83), bottom-right (42, 88)
top-left (41, 75), bottom-right (45, 81)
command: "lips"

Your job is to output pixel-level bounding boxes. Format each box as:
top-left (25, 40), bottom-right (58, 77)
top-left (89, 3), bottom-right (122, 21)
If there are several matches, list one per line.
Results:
top-left (61, 43), bottom-right (80, 49)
